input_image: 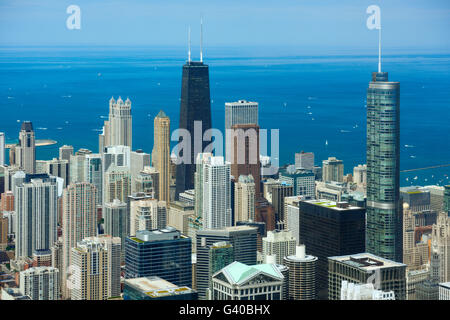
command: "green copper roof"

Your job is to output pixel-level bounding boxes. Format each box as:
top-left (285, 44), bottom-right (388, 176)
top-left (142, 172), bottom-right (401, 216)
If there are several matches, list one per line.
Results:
top-left (222, 261), bottom-right (282, 285)
top-left (156, 110), bottom-right (168, 118)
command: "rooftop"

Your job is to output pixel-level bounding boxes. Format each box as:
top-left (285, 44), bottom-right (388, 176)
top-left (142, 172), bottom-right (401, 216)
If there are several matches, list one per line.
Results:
top-left (303, 199), bottom-right (363, 210)
top-left (125, 276), bottom-right (194, 298)
top-left (329, 252), bottom-right (406, 271)
top-left (219, 261), bottom-right (283, 285)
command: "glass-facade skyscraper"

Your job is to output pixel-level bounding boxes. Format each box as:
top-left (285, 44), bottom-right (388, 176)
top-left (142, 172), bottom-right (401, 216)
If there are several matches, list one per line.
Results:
top-left (366, 71), bottom-right (402, 263)
top-left (175, 61), bottom-right (212, 198)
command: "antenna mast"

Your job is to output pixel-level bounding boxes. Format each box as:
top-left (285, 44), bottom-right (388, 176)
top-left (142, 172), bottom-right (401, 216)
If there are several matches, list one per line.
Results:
top-left (378, 25), bottom-right (382, 73)
top-left (188, 26), bottom-right (191, 63)
top-left (200, 17), bottom-right (203, 62)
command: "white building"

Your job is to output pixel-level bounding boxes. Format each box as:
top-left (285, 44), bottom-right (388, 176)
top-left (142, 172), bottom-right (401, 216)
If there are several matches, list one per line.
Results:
top-left (439, 282), bottom-right (450, 300)
top-left (322, 157), bottom-right (344, 183)
top-left (0, 132), bottom-right (4, 166)
top-left (340, 280), bottom-right (395, 300)
top-left (262, 230), bottom-right (296, 265)
top-left (101, 97), bottom-right (133, 149)
top-left (353, 164), bottom-right (367, 189)
top-left (295, 151), bottom-right (314, 171)
top-left (130, 198), bottom-right (167, 234)
top-left (203, 156), bottom-right (232, 229)
top-left (19, 266), bottom-right (59, 300)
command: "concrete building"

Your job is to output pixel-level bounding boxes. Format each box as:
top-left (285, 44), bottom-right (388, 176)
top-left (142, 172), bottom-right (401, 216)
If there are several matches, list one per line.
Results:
top-left (431, 212), bottom-right (450, 283)
top-left (283, 245), bottom-right (317, 300)
top-left (133, 166), bottom-right (159, 197)
top-left (84, 153), bottom-right (103, 206)
top-left (19, 266), bottom-right (59, 300)
top-left (101, 97), bottom-right (132, 149)
top-left (152, 110), bottom-right (171, 203)
top-left (103, 165), bottom-right (131, 204)
top-left (69, 148), bottom-right (92, 183)
top-left (168, 201), bottom-right (194, 236)
top-left (46, 158), bottom-right (70, 188)
top-left (123, 276), bottom-right (197, 300)
top-left (328, 253), bottom-right (407, 300)
top-left (59, 145), bottom-right (73, 162)
top-left (104, 199), bottom-right (128, 259)
top-left (16, 121), bottom-right (36, 174)
top-left (211, 261), bottom-right (284, 300)
top-left (295, 151), bottom-right (314, 171)
top-left (340, 281), bottom-right (395, 300)
top-left (322, 157), bottom-right (344, 183)
top-left (0, 132), bottom-right (4, 166)
top-left (401, 186), bottom-right (431, 213)
top-left (130, 198), bottom-right (167, 234)
top-left (439, 282), bottom-right (450, 300)
top-left (71, 235), bottom-right (121, 300)
top-left (234, 174), bottom-right (255, 224)
top-left (279, 166), bottom-right (315, 199)
top-left (262, 230), bottom-right (296, 265)
top-left (424, 185), bottom-right (444, 214)
top-left (353, 164), bottom-right (367, 189)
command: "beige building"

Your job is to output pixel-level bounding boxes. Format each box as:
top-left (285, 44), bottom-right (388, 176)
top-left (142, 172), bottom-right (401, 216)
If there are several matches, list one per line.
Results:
top-left (130, 198), bottom-right (167, 235)
top-left (431, 212), bottom-right (450, 283)
top-left (152, 110), bottom-right (171, 203)
top-left (234, 174), bottom-right (255, 224)
top-left (262, 230), bottom-right (297, 265)
top-left (103, 165), bottom-right (131, 204)
top-left (322, 157), bottom-right (344, 183)
top-left (71, 235), bottom-right (121, 300)
top-left (99, 97), bottom-right (132, 150)
top-left (168, 201), bottom-right (194, 235)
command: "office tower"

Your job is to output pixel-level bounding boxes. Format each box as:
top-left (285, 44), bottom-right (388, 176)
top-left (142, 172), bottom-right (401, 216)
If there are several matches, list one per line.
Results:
top-left (19, 266), bottom-right (59, 300)
top-left (196, 226), bottom-right (258, 295)
top-left (130, 149), bottom-right (150, 177)
top-left (444, 185), bottom-right (450, 214)
top-left (366, 71), bottom-right (402, 262)
top-left (51, 239), bottom-right (63, 296)
top-left (130, 199), bottom-right (167, 234)
top-left (133, 166), bottom-right (159, 197)
top-left (406, 267), bottom-right (429, 300)
top-left (103, 166), bottom-right (131, 204)
top-left (62, 182), bottom-right (97, 298)
top-left (84, 153), bottom-right (102, 206)
top-left (295, 151), bottom-right (314, 171)
top-left (224, 100), bottom-right (258, 162)
top-left (211, 261), bottom-right (283, 300)
top-left (46, 158), bottom-right (70, 188)
top-left (439, 283), bottom-right (450, 300)
top-left (59, 145), bottom-right (73, 162)
top-left (279, 166), bottom-right (315, 198)
top-left (168, 201), bottom-right (194, 236)
top-left (125, 228), bottom-right (192, 287)
top-left (401, 187), bottom-right (431, 213)
top-left (322, 157), bottom-right (344, 183)
top-left (152, 111), bottom-right (171, 202)
top-left (35, 160), bottom-right (48, 174)
top-left (236, 220), bottom-right (266, 252)
top-left (425, 185), bottom-right (445, 213)
top-left (204, 241), bottom-right (234, 300)
top-left (340, 281), bottom-right (395, 300)
top-left (71, 235), bottom-right (121, 300)
top-left (104, 199), bottom-right (128, 259)
top-left (175, 58), bottom-right (212, 198)
top-left (234, 175), bottom-right (255, 224)
top-left (14, 173), bottom-right (58, 259)
top-left (297, 199), bottom-right (366, 298)
top-left (255, 197), bottom-right (276, 231)
top-left (230, 123), bottom-right (261, 196)
top-left (194, 152), bottom-right (212, 220)
top-left (69, 148), bottom-right (92, 183)
top-left (101, 97), bottom-right (132, 149)
top-left (16, 121), bottom-right (36, 174)
top-left (0, 132), bottom-right (4, 166)
top-left (123, 276), bottom-right (198, 300)
top-left (328, 253), bottom-right (406, 300)
top-left (262, 230), bottom-right (296, 265)
top-left (431, 212), bottom-right (450, 283)
top-left (202, 156), bottom-right (232, 229)
top-left (271, 183), bottom-right (294, 226)
top-left (353, 164), bottom-right (367, 189)
top-left (0, 213), bottom-right (7, 250)
top-left (283, 245), bottom-right (318, 300)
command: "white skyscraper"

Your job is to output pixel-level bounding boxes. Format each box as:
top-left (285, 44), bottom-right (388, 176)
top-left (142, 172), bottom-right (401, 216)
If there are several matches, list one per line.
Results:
top-left (130, 198), bottom-right (167, 234)
top-left (295, 151), bottom-right (314, 171)
top-left (224, 100), bottom-right (258, 162)
top-left (101, 97), bottom-right (132, 149)
top-left (19, 266), bottom-right (59, 300)
top-left (262, 229), bottom-right (297, 265)
top-left (14, 173), bottom-right (58, 259)
top-left (203, 156), bottom-right (232, 229)
top-left (0, 132), bottom-right (5, 166)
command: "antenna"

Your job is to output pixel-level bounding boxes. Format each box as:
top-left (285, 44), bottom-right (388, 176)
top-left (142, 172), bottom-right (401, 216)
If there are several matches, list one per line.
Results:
top-left (378, 25), bottom-right (382, 73)
top-left (188, 25), bottom-right (191, 63)
top-left (200, 16), bottom-right (203, 62)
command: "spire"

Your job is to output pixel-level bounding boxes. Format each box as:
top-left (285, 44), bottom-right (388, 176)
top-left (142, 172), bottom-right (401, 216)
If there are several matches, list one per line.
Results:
top-left (188, 25), bottom-right (191, 63)
top-left (200, 16), bottom-right (203, 62)
top-left (378, 24), bottom-right (382, 73)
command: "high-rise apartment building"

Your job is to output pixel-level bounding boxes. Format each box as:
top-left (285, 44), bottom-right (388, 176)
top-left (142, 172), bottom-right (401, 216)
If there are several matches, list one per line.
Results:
top-left (152, 110), bottom-right (171, 202)
top-left (125, 228), bottom-right (192, 287)
top-left (431, 212), bottom-right (450, 283)
top-left (103, 166), bottom-right (131, 204)
top-left (14, 173), bottom-right (58, 259)
top-left (71, 235), bottom-right (121, 300)
top-left (234, 174), bottom-right (255, 224)
top-left (84, 153), bottom-right (103, 206)
top-left (353, 164), bottom-right (367, 189)
top-left (0, 132), bottom-right (4, 166)
top-left (100, 97), bottom-right (132, 149)
top-left (130, 198), bottom-right (167, 234)
top-left (283, 245), bottom-right (318, 300)
top-left (104, 199), bottom-right (128, 258)
top-left (366, 71), bottom-right (402, 263)
top-left (322, 157), bottom-right (344, 183)
top-left (175, 60), bottom-right (212, 198)
top-left (16, 121), bottom-right (36, 174)
top-left (59, 145), bottom-right (73, 162)
top-left (167, 201), bottom-right (194, 236)
top-left (133, 166), bottom-right (159, 197)
top-left (19, 266), bottom-right (59, 300)
top-left (202, 156), bottom-right (232, 229)
top-left (271, 182), bottom-right (294, 226)
top-left (262, 230), bottom-right (297, 265)
top-left (295, 151), bottom-right (314, 171)
top-left (69, 148), bottom-right (92, 183)
top-left (46, 158), bottom-right (70, 188)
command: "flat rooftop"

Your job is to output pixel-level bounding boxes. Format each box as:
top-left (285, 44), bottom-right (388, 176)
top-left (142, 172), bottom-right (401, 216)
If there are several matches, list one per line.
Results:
top-left (125, 276), bottom-right (194, 298)
top-left (329, 252), bottom-right (406, 271)
top-left (303, 199), bottom-right (364, 211)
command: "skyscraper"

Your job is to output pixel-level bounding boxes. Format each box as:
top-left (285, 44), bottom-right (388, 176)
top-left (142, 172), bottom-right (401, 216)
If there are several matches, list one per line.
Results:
top-left (0, 132), bottom-right (4, 166)
top-left (59, 145), bottom-right (73, 162)
top-left (152, 110), bottom-right (171, 203)
top-left (322, 157), bottom-right (344, 183)
top-left (202, 156), bottom-right (232, 229)
top-left (19, 266), bottom-right (59, 300)
top-left (101, 97), bottom-right (132, 149)
top-left (175, 58), bottom-right (212, 198)
top-left (295, 151), bottom-right (314, 171)
top-left (262, 230), bottom-right (297, 265)
top-left (224, 100), bottom-right (258, 162)
top-left (14, 173), bottom-right (58, 259)
top-left (62, 182), bottom-right (97, 298)
top-left (234, 174), bottom-right (256, 224)
top-left (46, 158), bottom-right (70, 188)
top-left (366, 71), bottom-right (402, 262)
top-left (16, 121), bottom-right (36, 174)
top-left (104, 199), bottom-right (128, 259)
top-left (71, 235), bottom-right (121, 300)
top-left (84, 153), bottom-right (103, 206)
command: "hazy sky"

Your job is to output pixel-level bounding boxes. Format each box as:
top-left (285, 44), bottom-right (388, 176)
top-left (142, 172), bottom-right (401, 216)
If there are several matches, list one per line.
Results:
top-left (0, 0), bottom-right (449, 52)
